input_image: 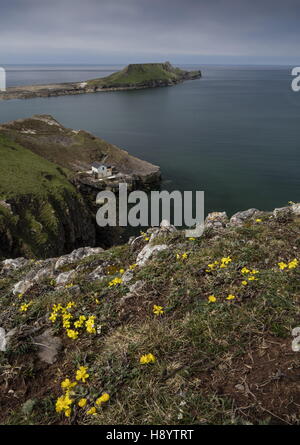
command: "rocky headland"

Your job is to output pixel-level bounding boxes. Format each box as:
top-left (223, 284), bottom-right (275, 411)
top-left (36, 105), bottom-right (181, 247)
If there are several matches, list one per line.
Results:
top-left (0, 115), bottom-right (160, 259)
top-left (0, 62), bottom-right (201, 101)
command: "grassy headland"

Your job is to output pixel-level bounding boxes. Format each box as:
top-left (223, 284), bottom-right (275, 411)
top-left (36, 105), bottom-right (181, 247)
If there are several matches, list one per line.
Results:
top-left (87, 62), bottom-right (201, 88)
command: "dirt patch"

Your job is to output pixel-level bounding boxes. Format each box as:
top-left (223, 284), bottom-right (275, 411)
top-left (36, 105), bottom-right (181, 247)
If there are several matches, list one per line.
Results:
top-left (200, 337), bottom-right (300, 424)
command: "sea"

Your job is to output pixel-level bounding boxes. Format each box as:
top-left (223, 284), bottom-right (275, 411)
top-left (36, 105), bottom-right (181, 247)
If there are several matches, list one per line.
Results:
top-left (0, 64), bottom-right (299, 217)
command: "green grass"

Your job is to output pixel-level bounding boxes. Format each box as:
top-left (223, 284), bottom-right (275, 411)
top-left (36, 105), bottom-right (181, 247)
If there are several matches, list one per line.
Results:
top-left (0, 134), bottom-right (73, 199)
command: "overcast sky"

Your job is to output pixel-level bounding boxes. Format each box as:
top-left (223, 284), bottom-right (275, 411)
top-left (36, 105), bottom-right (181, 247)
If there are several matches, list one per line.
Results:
top-left (1, 0), bottom-right (299, 65)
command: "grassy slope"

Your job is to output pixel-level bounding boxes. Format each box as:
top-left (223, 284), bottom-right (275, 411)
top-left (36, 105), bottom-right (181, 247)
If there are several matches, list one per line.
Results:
top-left (0, 134), bottom-right (91, 258)
top-left (87, 63), bottom-right (198, 88)
top-left (1, 210), bottom-right (300, 425)
top-left (0, 134), bottom-right (73, 199)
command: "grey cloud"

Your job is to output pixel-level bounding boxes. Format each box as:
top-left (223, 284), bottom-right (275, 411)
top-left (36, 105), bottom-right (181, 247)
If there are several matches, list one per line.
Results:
top-left (0, 0), bottom-right (299, 64)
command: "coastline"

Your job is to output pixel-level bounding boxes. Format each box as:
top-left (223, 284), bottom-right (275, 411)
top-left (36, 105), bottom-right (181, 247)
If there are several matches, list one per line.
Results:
top-left (0, 68), bottom-right (201, 101)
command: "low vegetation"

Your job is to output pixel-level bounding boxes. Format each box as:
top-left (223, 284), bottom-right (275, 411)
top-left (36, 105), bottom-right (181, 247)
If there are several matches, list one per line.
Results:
top-left (1, 208), bottom-right (300, 425)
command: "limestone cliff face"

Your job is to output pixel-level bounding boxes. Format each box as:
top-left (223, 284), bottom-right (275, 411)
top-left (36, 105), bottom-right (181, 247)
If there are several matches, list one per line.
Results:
top-left (0, 190), bottom-right (95, 260)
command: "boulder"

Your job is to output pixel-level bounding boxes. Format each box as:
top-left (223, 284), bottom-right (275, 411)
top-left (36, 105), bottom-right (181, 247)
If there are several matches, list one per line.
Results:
top-left (54, 246), bottom-right (103, 270)
top-left (0, 327), bottom-right (6, 352)
top-left (122, 270), bottom-right (134, 284)
top-left (12, 280), bottom-right (34, 296)
top-left (120, 280), bottom-right (146, 304)
top-left (1, 257), bottom-right (30, 274)
top-left (87, 265), bottom-right (105, 281)
top-left (0, 327), bottom-right (17, 352)
top-left (56, 270), bottom-right (76, 286)
top-left (149, 220), bottom-right (177, 242)
top-left (205, 212), bottom-right (228, 229)
top-left (273, 206), bottom-right (293, 221)
top-left (136, 244), bottom-right (168, 267)
top-left (230, 208), bottom-right (259, 226)
top-left (33, 329), bottom-right (62, 364)
top-left (292, 203), bottom-right (300, 215)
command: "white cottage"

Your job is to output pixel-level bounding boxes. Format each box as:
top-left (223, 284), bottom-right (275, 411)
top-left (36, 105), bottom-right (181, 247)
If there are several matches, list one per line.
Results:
top-left (91, 162), bottom-right (113, 178)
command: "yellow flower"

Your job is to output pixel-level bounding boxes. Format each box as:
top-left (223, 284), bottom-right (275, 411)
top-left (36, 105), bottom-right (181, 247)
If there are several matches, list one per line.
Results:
top-left (78, 398), bottom-right (87, 408)
top-left (76, 366), bottom-right (89, 383)
top-left (119, 268), bottom-right (125, 274)
top-left (206, 261), bottom-right (219, 271)
top-left (95, 393), bottom-right (110, 405)
top-left (62, 312), bottom-right (73, 329)
top-left (255, 218), bottom-right (262, 223)
top-left (241, 267), bottom-right (250, 274)
top-left (288, 259), bottom-right (298, 269)
top-left (55, 393), bottom-right (74, 413)
top-left (208, 295), bottom-right (217, 303)
top-left (248, 276), bottom-right (257, 281)
top-left (86, 316), bottom-right (96, 334)
top-left (66, 329), bottom-right (79, 340)
top-left (65, 408), bottom-right (71, 417)
top-left (87, 407), bottom-right (97, 415)
top-left (189, 237), bottom-right (196, 241)
top-left (65, 283), bottom-right (74, 289)
top-left (129, 264), bottom-right (137, 270)
top-left (226, 294), bottom-right (236, 301)
top-left (52, 303), bottom-right (63, 312)
top-left (19, 301), bottom-right (33, 312)
top-left (18, 293), bottom-right (23, 299)
top-left (74, 315), bottom-right (87, 328)
top-left (140, 353), bottom-right (156, 364)
top-left (153, 305), bottom-right (164, 316)
top-left (55, 396), bottom-right (66, 413)
top-left (108, 277), bottom-right (123, 287)
top-left (176, 253), bottom-right (188, 260)
top-left (278, 262), bottom-right (288, 270)
top-left (49, 312), bottom-right (58, 322)
top-left (220, 257), bottom-right (232, 268)
top-left (242, 281), bottom-right (248, 286)
top-left (61, 378), bottom-right (77, 390)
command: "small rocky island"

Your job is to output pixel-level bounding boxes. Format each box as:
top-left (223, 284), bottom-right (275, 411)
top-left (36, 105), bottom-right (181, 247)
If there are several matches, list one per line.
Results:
top-left (0, 62), bottom-right (201, 100)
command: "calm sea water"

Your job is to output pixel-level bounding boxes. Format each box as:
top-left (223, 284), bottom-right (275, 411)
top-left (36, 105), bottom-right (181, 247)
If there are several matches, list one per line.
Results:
top-left (0, 64), bottom-right (299, 217)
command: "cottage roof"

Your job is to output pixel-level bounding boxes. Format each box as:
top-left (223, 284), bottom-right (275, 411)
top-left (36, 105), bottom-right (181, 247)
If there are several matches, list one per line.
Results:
top-left (92, 162), bottom-right (101, 168)
top-left (92, 162), bottom-right (114, 171)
